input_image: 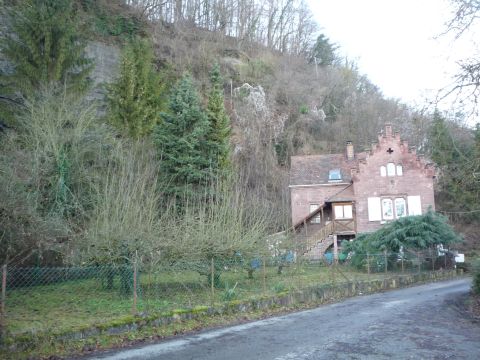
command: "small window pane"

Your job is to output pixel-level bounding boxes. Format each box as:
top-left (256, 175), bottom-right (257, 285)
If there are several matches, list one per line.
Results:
top-left (395, 198), bottom-right (406, 218)
top-left (380, 166), bottom-right (386, 177)
top-left (396, 164), bottom-right (403, 176)
top-left (329, 169), bottom-right (342, 181)
top-left (343, 205), bottom-right (353, 218)
top-left (382, 199), bottom-right (394, 219)
top-left (334, 205), bottom-right (344, 219)
top-left (310, 204), bottom-right (321, 223)
top-left (387, 163), bottom-right (395, 176)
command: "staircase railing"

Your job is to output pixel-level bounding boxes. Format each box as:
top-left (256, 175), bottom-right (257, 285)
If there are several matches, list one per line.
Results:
top-left (304, 221), bottom-right (334, 253)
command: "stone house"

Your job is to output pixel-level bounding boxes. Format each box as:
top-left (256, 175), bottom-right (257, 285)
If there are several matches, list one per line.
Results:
top-left (289, 124), bottom-right (436, 259)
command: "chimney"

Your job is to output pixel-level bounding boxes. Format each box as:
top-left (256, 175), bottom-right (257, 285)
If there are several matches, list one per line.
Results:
top-left (346, 141), bottom-right (354, 160)
top-left (385, 123), bottom-right (393, 137)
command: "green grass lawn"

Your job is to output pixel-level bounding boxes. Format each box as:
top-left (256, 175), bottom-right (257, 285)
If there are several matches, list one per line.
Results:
top-left (4, 263), bottom-right (398, 336)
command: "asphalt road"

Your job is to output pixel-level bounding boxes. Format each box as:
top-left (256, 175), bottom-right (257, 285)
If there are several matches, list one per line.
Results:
top-left (86, 278), bottom-right (479, 360)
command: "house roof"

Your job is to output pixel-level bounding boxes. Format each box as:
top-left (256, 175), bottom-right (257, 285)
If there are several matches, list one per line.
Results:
top-left (292, 184), bottom-right (355, 229)
top-left (290, 153), bottom-right (366, 186)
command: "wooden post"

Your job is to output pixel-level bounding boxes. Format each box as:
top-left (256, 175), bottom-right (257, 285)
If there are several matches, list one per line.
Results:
top-left (401, 255), bottom-right (404, 273)
top-left (1, 264), bottom-right (6, 334)
top-left (384, 250), bottom-right (388, 274)
top-left (417, 252), bottom-right (421, 273)
top-left (211, 258), bottom-right (215, 304)
top-left (367, 253), bottom-right (370, 278)
top-left (333, 235), bottom-right (338, 263)
top-left (262, 257), bottom-right (266, 294)
top-left (132, 261), bottom-right (137, 315)
top-left (431, 248), bottom-right (435, 271)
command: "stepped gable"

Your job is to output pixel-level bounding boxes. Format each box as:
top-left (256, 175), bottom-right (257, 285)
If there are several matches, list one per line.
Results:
top-left (354, 126), bottom-right (435, 180)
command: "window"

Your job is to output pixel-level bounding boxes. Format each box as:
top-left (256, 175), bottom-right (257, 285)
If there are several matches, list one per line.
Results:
top-left (369, 196), bottom-right (409, 221)
top-left (381, 198), bottom-right (394, 219)
top-left (310, 204), bottom-right (321, 224)
top-left (395, 198), bottom-right (406, 218)
top-left (380, 166), bottom-right (386, 177)
top-left (387, 162), bottom-right (395, 176)
top-left (334, 204), bottom-right (353, 219)
top-left (396, 164), bottom-right (403, 176)
top-left (328, 169), bottom-right (342, 181)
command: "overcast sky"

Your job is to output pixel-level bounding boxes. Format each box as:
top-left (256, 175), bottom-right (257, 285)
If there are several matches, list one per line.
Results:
top-left (307, 0), bottom-right (479, 113)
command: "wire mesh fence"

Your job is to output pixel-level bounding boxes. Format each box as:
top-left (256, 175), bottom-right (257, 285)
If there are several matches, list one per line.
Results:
top-left (0, 250), bottom-right (456, 338)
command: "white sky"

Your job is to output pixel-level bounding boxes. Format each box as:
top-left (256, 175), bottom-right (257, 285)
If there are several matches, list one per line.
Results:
top-left (307, 0), bottom-right (480, 113)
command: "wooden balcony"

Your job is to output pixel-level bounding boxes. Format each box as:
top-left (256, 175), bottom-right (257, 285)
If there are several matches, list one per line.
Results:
top-left (333, 218), bottom-right (355, 235)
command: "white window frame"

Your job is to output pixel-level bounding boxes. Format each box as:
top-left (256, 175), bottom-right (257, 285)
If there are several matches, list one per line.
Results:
top-left (310, 204), bottom-right (321, 224)
top-left (394, 198), bottom-right (407, 218)
top-left (380, 166), bottom-right (386, 177)
top-left (387, 162), bottom-right (395, 176)
top-left (396, 164), bottom-right (403, 176)
top-left (334, 204), bottom-right (353, 219)
top-left (381, 198), bottom-right (394, 220)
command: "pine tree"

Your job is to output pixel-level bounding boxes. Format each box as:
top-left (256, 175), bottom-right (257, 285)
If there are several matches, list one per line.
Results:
top-left (0, 0), bottom-right (92, 96)
top-left (206, 64), bottom-right (232, 170)
top-left (154, 74), bottom-right (214, 199)
top-left (308, 34), bottom-right (339, 66)
top-left (107, 38), bottom-right (167, 138)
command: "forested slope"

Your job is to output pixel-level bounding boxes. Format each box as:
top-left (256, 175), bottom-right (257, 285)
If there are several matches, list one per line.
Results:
top-left (0, 0), bottom-right (477, 267)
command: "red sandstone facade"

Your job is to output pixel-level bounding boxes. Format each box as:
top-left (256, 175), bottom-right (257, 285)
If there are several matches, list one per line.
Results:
top-left (289, 124), bottom-right (436, 257)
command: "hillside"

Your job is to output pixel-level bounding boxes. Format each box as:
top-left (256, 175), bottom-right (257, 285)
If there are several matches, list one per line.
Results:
top-left (0, 0), bottom-right (477, 268)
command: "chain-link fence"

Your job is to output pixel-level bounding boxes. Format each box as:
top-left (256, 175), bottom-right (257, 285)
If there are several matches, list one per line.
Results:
top-left (0, 250), bottom-right (456, 338)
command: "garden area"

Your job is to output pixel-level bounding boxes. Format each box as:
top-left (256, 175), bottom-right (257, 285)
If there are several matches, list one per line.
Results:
top-left (3, 251), bottom-right (449, 338)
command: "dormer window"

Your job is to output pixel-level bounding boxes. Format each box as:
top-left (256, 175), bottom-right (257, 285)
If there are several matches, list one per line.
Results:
top-left (328, 169), bottom-right (342, 181)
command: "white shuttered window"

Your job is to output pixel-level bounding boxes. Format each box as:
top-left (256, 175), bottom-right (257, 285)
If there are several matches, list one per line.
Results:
top-left (407, 196), bottom-right (422, 215)
top-left (368, 197), bottom-right (382, 221)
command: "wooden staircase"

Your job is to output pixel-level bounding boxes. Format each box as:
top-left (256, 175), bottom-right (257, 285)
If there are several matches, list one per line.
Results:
top-left (303, 221), bottom-right (335, 259)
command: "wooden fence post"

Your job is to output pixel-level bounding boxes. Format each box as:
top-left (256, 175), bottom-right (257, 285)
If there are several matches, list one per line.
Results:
top-left (1, 264), bottom-right (7, 335)
top-left (211, 258), bottom-right (215, 304)
top-left (132, 261), bottom-right (137, 315)
top-left (262, 257), bottom-right (266, 294)
top-left (384, 250), bottom-right (388, 274)
top-left (417, 252), bottom-right (421, 273)
top-left (367, 253), bottom-right (370, 278)
top-left (431, 248), bottom-right (435, 271)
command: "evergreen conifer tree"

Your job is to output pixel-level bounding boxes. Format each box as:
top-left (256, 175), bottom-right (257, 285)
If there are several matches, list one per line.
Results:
top-left (154, 74), bottom-right (214, 199)
top-left (0, 0), bottom-right (92, 96)
top-left (107, 38), bottom-right (167, 138)
top-left (206, 64), bottom-right (232, 170)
